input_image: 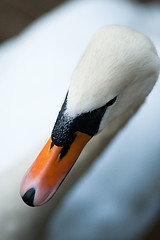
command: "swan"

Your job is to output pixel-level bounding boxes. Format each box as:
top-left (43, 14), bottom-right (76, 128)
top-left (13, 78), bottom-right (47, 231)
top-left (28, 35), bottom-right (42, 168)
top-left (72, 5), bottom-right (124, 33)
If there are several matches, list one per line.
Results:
top-left (0, 1), bottom-right (160, 239)
top-left (20, 25), bottom-right (160, 207)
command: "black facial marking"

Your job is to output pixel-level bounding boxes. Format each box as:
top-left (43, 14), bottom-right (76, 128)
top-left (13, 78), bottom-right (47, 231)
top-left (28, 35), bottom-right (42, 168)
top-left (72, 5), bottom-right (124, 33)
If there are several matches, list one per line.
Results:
top-left (50, 140), bottom-right (54, 150)
top-left (107, 96), bottom-right (117, 106)
top-left (59, 134), bottom-right (76, 160)
top-left (51, 94), bottom-right (117, 147)
top-left (51, 92), bottom-right (74, 147)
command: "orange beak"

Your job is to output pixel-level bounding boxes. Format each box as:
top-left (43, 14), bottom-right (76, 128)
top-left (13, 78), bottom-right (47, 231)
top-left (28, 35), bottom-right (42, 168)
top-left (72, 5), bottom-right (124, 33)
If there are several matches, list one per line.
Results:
top-left (20, 132), bottom-right (91, 206)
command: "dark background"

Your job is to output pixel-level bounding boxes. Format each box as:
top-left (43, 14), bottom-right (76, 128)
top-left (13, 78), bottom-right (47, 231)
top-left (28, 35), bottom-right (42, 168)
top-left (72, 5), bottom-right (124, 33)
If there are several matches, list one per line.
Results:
top-left (0, 0), bottom-right (157, 43)
top-left (0, 0), bottom-right (67, 43)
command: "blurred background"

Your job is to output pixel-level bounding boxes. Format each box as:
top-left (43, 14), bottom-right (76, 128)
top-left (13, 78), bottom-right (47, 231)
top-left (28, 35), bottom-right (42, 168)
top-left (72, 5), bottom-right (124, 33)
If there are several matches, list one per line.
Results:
top-left (0, 0), bottom-right (159, 43)
top-left (0, 0), bottom-right (67, 42)
top-left (0, 0), bottom-right (160, 240)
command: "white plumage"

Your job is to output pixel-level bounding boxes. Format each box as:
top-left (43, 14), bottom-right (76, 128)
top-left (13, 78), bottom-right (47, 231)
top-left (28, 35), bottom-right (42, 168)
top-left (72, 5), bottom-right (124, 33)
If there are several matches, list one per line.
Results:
top-left (67, 25), bottom-right (159, 127)
top-left (0, 1), bottom-right (160, 240)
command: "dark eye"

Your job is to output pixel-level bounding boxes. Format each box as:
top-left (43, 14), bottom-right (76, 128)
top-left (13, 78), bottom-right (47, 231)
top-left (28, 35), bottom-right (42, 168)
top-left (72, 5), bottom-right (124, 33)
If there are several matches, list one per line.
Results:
top-left (106, 96), bottom-right (117, 107)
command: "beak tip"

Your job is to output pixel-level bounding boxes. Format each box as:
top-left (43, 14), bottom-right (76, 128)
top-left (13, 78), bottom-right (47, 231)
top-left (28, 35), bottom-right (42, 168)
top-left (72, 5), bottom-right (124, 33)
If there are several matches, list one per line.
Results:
top-left (22, 187), bottom-right (36, 207)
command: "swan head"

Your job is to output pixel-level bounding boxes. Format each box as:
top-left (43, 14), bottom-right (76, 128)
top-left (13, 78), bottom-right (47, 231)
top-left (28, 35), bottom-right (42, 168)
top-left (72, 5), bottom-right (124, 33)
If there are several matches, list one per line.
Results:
top-left (20, 25), bottom-right (160, 207)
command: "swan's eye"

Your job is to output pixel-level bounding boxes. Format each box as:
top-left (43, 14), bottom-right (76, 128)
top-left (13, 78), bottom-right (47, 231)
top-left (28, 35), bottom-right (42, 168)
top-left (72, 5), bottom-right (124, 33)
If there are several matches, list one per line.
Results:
top-left (106, 96), bottom-right (117, 107)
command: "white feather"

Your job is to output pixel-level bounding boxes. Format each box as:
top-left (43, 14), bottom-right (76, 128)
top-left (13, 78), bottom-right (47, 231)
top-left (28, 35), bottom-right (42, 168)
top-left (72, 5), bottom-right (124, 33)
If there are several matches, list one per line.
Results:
top-left (67, 25), bottom-right (159, 133)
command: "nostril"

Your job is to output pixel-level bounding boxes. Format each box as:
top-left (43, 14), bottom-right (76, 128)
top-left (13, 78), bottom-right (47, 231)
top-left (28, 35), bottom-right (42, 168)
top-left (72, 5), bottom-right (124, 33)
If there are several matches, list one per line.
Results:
top-left (22, 188), bottom-right (35, 207)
